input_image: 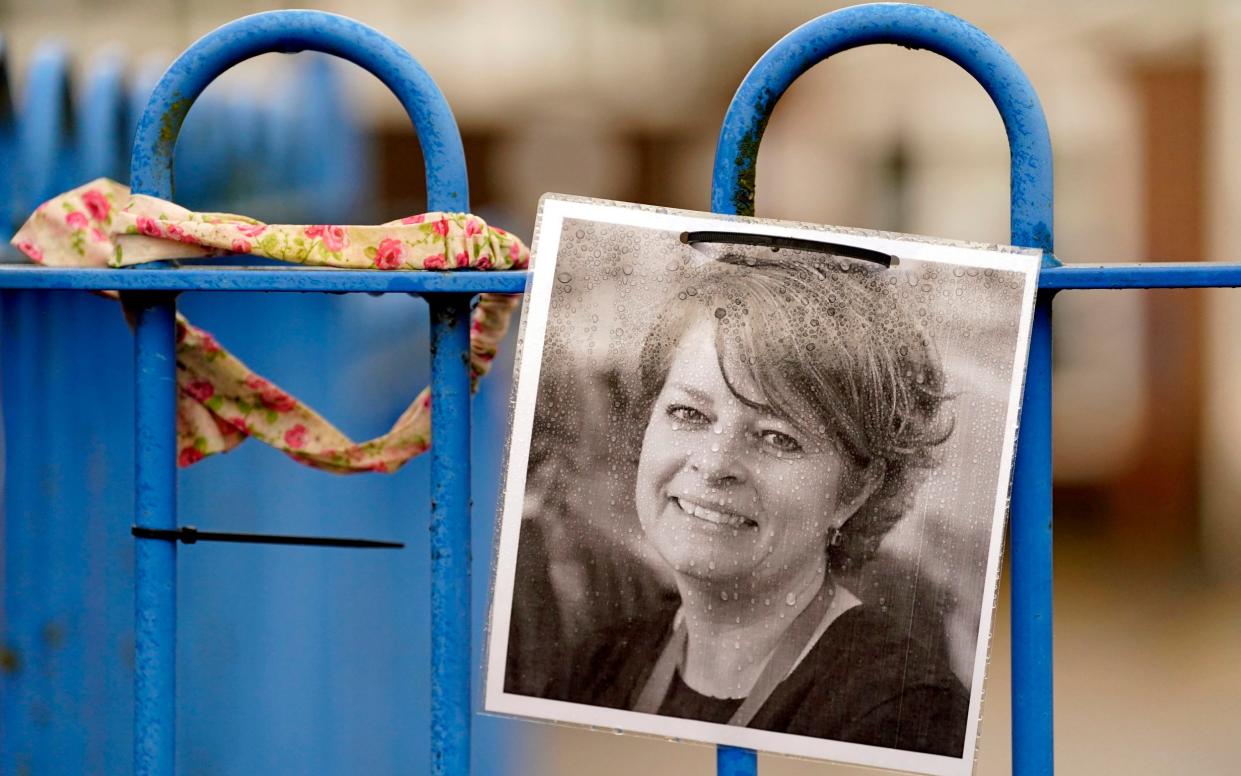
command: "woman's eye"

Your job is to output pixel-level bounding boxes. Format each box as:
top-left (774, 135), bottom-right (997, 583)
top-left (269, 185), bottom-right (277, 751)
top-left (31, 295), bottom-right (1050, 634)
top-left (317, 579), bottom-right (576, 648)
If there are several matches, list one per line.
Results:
top-left (667, 404), bottom-right (709, 425)
top-left (759, 429), bottom-right (803, 454)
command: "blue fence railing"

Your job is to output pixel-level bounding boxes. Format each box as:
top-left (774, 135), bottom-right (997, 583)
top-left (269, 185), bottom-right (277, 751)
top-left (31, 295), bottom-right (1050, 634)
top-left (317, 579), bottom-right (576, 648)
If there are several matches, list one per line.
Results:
top-left (1, 10), bottom-right (519, 776)
top-left (3, 4), bottom-right (1241, 776)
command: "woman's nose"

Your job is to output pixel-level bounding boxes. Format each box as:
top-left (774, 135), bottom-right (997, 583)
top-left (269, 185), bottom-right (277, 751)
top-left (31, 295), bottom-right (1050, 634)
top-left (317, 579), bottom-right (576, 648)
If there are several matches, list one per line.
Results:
top-left (690, 432), bottom-right (750, 484)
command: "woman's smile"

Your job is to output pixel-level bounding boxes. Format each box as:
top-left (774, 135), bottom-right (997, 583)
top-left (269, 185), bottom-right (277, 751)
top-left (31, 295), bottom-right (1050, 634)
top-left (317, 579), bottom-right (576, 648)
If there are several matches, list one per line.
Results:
top-left (669, 494), bottom-right (759, 530)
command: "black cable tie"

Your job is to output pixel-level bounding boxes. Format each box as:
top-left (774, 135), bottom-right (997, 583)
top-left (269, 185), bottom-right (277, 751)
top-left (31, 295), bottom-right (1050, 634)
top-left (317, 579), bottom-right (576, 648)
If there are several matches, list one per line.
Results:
top-left (681, 230), bottom-right (897, 268)
top-left (131, 525), bottom-right (403, 549)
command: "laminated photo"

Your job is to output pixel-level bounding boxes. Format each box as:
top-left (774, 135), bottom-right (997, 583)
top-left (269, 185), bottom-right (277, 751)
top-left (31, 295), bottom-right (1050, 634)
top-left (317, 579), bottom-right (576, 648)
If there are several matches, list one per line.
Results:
top-left (484, 195), bottom-right (1041, 776)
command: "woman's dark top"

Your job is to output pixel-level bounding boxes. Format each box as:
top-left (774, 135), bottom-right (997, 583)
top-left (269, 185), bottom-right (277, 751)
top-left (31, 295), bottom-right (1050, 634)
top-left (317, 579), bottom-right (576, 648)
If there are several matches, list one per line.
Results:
top-left (551, 600), bottom-right (970, 757)
top-left (661, 670), bottom-right (744, 724)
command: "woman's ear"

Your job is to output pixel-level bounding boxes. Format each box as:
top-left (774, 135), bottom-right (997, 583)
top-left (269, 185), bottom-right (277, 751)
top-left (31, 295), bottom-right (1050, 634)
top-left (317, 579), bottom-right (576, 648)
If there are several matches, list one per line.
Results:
top-left (832, 458), bottom-right (887, 527)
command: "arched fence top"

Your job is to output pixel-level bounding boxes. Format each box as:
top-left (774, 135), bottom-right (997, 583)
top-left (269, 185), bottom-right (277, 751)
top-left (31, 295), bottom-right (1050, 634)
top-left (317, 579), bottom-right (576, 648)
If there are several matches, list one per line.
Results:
top-left (710, 2), bottom-right (1056, 261)
top-left (130, 9), bottom-right (468, 212)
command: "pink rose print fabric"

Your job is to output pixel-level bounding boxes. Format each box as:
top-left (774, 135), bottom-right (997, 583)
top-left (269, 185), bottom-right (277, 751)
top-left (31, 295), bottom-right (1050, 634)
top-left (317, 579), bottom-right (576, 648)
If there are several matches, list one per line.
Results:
top-left (11, 178), bottom-right (528, 474)
top-left (14, 178), bottom-right (530, 272)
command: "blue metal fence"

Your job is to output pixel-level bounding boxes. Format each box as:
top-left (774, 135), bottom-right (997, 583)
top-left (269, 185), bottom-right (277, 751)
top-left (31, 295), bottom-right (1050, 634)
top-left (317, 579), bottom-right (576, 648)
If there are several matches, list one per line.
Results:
top-left (1, 10), bottom-right (521, 776)
top-left (1, 3), bottom-right (1239, 776)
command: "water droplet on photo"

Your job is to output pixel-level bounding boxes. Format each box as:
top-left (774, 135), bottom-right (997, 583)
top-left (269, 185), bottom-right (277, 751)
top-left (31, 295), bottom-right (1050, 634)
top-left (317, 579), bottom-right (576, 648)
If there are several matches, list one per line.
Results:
top-left (785, 592), bottom-right (797, 606)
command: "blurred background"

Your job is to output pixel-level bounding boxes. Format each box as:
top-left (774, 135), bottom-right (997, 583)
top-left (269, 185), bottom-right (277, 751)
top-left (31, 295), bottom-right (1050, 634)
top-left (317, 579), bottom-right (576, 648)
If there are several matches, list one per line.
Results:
top-left (1, 0), bottom-right (1240, 774)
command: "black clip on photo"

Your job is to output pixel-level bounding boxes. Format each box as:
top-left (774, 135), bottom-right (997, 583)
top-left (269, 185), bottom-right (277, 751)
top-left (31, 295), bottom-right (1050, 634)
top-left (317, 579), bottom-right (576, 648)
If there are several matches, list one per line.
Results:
top-left (131, 525), bottom-right (404, 549)
top-left (680, 230), bottom-right (897, 269)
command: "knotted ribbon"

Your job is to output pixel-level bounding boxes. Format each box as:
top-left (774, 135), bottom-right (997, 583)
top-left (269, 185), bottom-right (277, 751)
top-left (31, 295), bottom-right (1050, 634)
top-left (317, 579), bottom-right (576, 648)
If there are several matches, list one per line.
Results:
top-left (11, 178), bottom-right (528, 473)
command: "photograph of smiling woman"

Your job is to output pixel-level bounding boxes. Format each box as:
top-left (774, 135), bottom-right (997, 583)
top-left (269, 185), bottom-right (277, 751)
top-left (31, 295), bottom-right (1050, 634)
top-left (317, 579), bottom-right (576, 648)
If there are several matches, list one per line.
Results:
top-left (524, 251), bottom-right (967, 753)
top-left (487, 202), bottom-right (1039, 773)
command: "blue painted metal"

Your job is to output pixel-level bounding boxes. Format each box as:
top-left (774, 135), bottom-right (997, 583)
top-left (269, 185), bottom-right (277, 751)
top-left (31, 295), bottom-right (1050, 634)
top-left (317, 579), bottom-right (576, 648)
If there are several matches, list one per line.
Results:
top-left (1, 41), bottom-right (82, 776)
top-left (1011, 299), bottom-right (1054, 776)
top-left (429, 296), bottom-right (475, 776)
top-left (296, 56), bottom-right (368, 223)
top-left (258, 55), bottom-right (369, 223)
top-left (14, 262), bottom-right (1241, 293)
top-left (1039, 262), bottom-right (1241, 289)
top-left (1, 291), bottom-right (42, 776)
top-left (63, 68), bottom-right (128, 772)
top-left (16, 43), bottom-right (77, 212)
top-left (130, 296), bottom-right (180, 776)
top-left (129, 10), bottom-right (467, 212)
top-left (710, 5), bottom-right (1056, 775)
top-left (0, 265), bottom-right (528, 293)
top-left (79, 49), bottom-right (129, 180)
top-left (126, 58), bottom-right (164, 187)
top-left (0, 14), bottom-right (516, 776)
top-left (718, 746), bottom-right (757, 775)
top-left (118, 10), bottom-right (476, 775)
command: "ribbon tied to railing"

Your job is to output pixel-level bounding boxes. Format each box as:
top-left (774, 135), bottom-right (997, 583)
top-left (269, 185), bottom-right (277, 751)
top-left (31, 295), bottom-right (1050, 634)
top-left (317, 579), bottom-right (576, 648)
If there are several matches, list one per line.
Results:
top-left (11, 178), bottom-right (528, 474)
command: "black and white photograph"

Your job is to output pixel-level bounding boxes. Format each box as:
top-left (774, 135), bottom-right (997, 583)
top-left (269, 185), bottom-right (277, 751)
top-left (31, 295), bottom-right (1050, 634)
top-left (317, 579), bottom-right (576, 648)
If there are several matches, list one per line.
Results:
top-left (484, 196), bottom-right (1040, 776)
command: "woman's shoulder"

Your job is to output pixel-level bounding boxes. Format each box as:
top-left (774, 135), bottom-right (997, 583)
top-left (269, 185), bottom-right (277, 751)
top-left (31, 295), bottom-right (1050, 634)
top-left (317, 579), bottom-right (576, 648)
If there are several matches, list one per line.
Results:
top-left (755, 603), bottom-right (970, 757)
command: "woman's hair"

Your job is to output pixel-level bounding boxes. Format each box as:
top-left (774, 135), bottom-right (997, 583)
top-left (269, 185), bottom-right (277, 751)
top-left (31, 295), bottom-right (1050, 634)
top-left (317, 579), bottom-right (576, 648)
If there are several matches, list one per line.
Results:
top-left (634, 250), bottom-right (954, 572)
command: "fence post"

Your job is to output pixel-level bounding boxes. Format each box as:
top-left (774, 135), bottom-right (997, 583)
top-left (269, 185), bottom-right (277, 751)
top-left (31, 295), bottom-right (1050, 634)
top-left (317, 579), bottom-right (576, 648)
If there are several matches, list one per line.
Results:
top-left (709, 4), bottom-right (1056, 773)
top-left (125, 11), bottom-right (469, 775)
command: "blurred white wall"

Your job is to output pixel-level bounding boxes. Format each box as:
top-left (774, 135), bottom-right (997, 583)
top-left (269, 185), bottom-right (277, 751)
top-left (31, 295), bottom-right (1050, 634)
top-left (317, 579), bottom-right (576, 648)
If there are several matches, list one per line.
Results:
top-left (1204, 3), bottom-right (1241, 580)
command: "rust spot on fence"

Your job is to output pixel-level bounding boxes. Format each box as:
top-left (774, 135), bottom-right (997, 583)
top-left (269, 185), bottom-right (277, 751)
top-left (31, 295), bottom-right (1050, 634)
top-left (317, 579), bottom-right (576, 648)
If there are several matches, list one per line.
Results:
top-left (42, 622), bottom-right (65, 648)
top-left (1, 645), bottom-right (20, 674)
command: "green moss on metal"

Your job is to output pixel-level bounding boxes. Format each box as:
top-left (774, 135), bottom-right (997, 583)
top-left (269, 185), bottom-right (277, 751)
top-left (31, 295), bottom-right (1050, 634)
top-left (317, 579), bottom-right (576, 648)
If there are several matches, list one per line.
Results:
top-left (159, 97), bottom-right (193, 148)
top-left (731, 88), bottom-right (776, 217)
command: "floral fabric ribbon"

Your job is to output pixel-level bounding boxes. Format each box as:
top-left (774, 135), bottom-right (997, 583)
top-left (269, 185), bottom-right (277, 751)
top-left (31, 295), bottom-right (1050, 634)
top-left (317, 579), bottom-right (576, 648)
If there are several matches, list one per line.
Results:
top-left (11, 178), bottom-right (528, 473)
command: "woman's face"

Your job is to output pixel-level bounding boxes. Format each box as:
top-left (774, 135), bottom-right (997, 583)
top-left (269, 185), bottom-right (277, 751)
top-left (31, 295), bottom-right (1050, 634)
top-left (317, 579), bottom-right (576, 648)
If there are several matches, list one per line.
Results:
top-left (635, 316), bottom-right (854, 589)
